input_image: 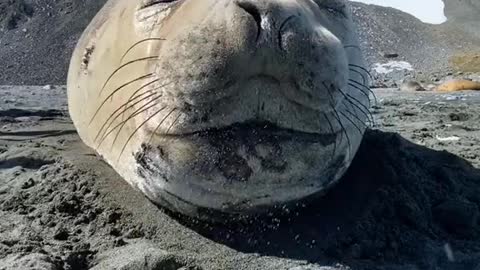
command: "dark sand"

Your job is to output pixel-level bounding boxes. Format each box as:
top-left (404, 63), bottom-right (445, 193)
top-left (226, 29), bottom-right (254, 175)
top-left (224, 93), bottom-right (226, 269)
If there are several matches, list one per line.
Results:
top-left (1, 86), bottom-right (480, 269)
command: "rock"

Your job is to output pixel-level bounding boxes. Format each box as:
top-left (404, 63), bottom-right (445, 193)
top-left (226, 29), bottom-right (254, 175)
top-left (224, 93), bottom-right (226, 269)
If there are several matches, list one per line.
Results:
top-left (53, 226), bottom-right (69, 241)
top-left (0, 253), bottom-right (58, 270)
top-left (383, 53), bottom-right (399, 58)
top-left (433, 199), bottom-right (479, 234)
top-left (124, 228), bottom-right (145, 239)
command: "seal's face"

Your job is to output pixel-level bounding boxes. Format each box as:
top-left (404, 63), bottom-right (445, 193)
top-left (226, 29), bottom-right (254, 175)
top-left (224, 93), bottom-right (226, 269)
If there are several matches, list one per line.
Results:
top-left (68, 0), bottom-right (370, 219)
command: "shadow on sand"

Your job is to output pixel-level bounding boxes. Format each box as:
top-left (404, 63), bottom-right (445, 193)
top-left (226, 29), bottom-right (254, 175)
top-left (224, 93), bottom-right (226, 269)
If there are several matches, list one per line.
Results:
top-left (179, 129), bottom-right (480, 268)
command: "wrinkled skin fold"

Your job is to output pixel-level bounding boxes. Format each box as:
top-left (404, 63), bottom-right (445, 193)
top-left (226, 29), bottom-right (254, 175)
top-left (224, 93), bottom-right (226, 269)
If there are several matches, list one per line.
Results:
top-left (67, 0), bottom-right (371, 220)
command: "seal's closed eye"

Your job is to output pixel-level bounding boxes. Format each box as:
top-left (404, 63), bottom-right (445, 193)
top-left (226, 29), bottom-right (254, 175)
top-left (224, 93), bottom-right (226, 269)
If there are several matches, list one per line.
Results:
top-left (140, 0), bottom-right (178, 9)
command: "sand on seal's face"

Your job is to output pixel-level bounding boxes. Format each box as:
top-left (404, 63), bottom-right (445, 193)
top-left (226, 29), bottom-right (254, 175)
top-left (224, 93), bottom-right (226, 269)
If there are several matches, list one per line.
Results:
top-left (67, 0), bottom-right (371, 220)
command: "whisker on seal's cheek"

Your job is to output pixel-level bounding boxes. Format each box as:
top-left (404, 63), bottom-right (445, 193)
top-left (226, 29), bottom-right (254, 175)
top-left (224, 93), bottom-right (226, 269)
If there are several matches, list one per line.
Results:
top-left (99, 57), bottom-right (159, 96)
top-left (95, 81), bottom-right (172, 145)
top-left (117, 106), bottom-right (176, 162)
top-left (89, 73), bottom-right (155, 125)
top-left (338, 87), bottom-right (374, 126)
top-left (324, 83), bottom-right (351, 154)
top-left (343, 105), bottom-right (370, 129)
top-left (166, 111), bottom-right (182, 135)
top-left (96, 97), bottom-right (164, 149)
top-left (349, 68), bottom-right (367, 85)
top-left (148, 108), bottom-right (177, 145)
top-left (348, 81), bottom-right (371, 101)
top-left (120, 38), bottom-right (166, 63)
top-left (348, 79), bottom-right (378, 106)
top-left (339, 110), bottom-right (362, 134)
top-left (323, 113), bottom-right (337, 162)
top-left (95, 90), bottom-right (159, 143)
top-left (349, 64), bottom-right (374, 80)
top-left (121, 81), bottom-right (173, 121)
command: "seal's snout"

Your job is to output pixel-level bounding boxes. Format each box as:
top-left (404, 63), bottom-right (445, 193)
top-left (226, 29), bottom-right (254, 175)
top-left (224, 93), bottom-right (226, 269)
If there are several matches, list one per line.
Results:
top-left (229, 0), bottom-right (349, 112)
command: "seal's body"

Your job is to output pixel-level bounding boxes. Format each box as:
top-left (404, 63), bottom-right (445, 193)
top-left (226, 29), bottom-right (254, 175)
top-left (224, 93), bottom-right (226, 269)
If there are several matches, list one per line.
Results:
top-left (436, 79), bottom-right (480, 92)
top-left (67, 0), bottom-right (371, 220)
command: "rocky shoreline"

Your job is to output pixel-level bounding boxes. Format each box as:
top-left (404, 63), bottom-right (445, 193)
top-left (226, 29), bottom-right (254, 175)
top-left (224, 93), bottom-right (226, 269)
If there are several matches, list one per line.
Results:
top-left (1, 0), bottom-right (480, 85)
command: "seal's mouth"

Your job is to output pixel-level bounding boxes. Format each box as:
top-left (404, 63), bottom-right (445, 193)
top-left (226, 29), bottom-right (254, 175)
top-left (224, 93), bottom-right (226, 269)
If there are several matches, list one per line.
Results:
top-left (161, 121), bottom-right (337, 145)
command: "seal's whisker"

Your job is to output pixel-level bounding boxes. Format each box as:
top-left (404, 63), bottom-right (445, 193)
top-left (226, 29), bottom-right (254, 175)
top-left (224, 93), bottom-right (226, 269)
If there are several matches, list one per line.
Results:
top-left (332, 106), bottom-right (351, 155)
top-left (96, 97), bottom-right (162, 149)
top-left (324, 83), bottom-right (351, 153)
top-left (339, 111), bottom-right (363, 134)
top-left (147, 108), bottom-right (177, 145)
top-left (343, 104), bottom-right (370, 128)
top-left (121, 81), bottom-right (172, 121)
top-left (345, 91), bottom-right (373, 121)
top-left (349, 68), bottom-right (367, 85)
top-left (120, 38), bottom-right (166, 63)
top-left (166, 111), bottom-right (182, 135)
top-left (341, 90), bottom-right (375, 126)
top-left (348, 64), bottom-right (374, 80)
top-left (99, 56), bottom-right (159, 96)
top-left (94, 79), bottom-right (160, 141)
top-left (122, 82), bottom-right (172, 120)
top-left (348, 79), bottom-right (378, 105)
top-left (116, 106), bottom-right (172, 162)
top-left (348, 81), bottom-right (370, 98)
top-left (323, 113), bottom-right (337, 162)
top-left (89, 73), bottom-right (154, 125)
top-left (338, 88), bottom-right (372, 127)
top-left (94, 91), bottom-right (159, 143)
top-left (109, 98), bottom-right (165, 150)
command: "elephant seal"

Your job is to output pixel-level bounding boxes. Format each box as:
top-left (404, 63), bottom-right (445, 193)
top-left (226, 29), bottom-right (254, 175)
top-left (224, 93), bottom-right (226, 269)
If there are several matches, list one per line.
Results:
top-left (436, 79), bottom-right (480, 92)
top-left (400, 80), bottom-right (426, 92)
top-left (67, 0), bottom-right (371, 220)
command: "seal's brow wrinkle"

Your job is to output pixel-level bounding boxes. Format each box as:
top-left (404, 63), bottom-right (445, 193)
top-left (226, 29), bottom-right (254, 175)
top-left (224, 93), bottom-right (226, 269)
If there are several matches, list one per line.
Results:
top-left (67, 0), bottom-right (370, 221)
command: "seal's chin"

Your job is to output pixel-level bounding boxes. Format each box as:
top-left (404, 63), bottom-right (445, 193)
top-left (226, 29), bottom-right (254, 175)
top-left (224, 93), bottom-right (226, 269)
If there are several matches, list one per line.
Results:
top-left (136, 117), bottom-right (349, 217)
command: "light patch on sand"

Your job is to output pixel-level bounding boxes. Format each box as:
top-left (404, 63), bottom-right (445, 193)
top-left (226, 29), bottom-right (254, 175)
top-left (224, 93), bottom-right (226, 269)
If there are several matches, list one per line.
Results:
top-left (373, 61), bottom-right (413, 74)
top-left (352, 0), bottom-right (447, 24)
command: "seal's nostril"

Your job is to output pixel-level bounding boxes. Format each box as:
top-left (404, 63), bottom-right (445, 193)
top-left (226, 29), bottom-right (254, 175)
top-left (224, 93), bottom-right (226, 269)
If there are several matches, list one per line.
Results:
top-left (237, 2), bottom-right (262, 41)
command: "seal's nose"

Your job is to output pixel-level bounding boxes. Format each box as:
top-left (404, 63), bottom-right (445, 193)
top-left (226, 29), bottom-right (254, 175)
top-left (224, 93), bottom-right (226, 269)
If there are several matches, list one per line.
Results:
top-left (235, 0), bottom-right (263, 41)
top-left (234, 0), bottom-right (300, 50)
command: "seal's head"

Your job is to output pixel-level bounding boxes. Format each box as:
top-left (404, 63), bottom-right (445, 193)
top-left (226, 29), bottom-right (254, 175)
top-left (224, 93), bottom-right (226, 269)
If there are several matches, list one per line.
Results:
top-left (67, 0), bottom-right (371, 220)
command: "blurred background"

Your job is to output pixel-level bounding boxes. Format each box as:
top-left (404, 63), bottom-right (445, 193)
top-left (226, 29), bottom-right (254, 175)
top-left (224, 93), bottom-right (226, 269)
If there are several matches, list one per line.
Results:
top-left (0, 0), bottom-right (480, 87)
